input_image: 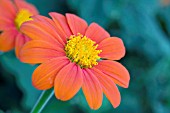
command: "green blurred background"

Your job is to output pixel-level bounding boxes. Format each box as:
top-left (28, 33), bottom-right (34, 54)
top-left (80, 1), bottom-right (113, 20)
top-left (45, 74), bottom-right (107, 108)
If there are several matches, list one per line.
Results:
top-left (0, 0), bottom-right (170, 113)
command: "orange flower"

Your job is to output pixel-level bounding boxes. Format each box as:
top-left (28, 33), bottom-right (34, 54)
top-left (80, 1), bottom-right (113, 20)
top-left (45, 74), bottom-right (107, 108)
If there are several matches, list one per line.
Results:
top-left (20, 13), bottom-right (130, 109)
top-left (0, 0), bottom-right (38, 57)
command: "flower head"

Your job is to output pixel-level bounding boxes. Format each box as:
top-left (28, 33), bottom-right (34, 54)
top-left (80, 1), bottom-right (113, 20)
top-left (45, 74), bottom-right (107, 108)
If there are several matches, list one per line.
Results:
top-left (0, 0), bottom-right (38, 57)
top-left (65, 33), bottom-right (102, 68)
top-left (20, 12), bottom-right (130, 109)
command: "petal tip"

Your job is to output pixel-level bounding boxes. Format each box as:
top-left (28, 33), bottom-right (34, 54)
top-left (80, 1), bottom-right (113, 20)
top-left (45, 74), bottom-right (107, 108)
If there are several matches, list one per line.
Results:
top-left (113, 102), bottom-right (120, 108)
top-left (49, 12), bottom-right (62, 16)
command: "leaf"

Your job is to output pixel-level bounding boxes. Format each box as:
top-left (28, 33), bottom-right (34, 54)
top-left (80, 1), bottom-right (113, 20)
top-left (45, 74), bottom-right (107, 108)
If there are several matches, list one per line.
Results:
top-left (146, 57), bottom-right (170, 113)
top-left (119, 0), bottom-right (170, 62)
top-left (27, 0), bottom-right (69, 16)
top-left (67, 0), bottom-right (108, 27)
top-left (0, 51), bottom-right (40, 109)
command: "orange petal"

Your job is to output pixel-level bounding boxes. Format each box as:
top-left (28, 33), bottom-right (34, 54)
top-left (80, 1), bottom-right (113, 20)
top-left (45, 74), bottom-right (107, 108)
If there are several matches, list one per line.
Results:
top-left (14, 0), bottom-right (38, 15)
top-left (95, 60), bottom-right (130, 88)
top-left (98, 37), bottom-right (125, 60)
top-left (32, 15), bottom-right (54, 26)
top-left (32, 57), bottom-right (69, 90)
top-left (32, 15), bottom-right (67, 44)
top-left (85, 23), bottom-right (110, 43)
top-left (21, 20), bottom-right (65, 47)
top-left (49, 12), bottom-right (72, 41)
top-left (0, 0), bottom-right (16, 18)
top-left (66, 13), bottom-right (88, 35)
top-left (20, 40), bottom-right (65, 63)
top-left (0, 16), bottom-right (15, 30)
top-left (15, 33), bottom-right (30, 58)
top-left (54, 62), bottom-right (83, 101)
top-left (0, 29), bottom-right (18, 52)
top-left (91, 67), bottom-right (121, 108)
top-left (21, 40), bottom-right (64, 52)
top-left (82, 69), bottom-right (103, 110)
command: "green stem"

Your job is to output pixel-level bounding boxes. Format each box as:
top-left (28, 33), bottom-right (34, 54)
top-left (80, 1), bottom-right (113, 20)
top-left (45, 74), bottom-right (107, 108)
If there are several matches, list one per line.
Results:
top-left (30, 88), bottom-right (54, 113)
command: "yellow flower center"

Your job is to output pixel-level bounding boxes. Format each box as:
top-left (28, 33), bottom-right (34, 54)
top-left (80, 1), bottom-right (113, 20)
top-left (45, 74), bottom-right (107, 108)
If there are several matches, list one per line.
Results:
top-left (65, 33), bottom-right (102, 68)
top-left (15, 9), bottom-right (33, 29)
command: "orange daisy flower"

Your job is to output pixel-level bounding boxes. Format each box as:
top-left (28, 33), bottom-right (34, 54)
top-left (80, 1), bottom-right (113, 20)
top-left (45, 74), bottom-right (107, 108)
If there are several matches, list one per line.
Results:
top-left (20, 12), bottom-right (130, 109)
top-left (0, 0), bottom-right (38, 57)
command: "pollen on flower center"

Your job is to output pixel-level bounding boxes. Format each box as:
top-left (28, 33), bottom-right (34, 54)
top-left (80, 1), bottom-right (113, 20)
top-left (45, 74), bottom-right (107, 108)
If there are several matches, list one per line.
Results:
top-left (15, 9), bottom-right (33, 29)
top-left (65, 33), bottom-right (102, 68)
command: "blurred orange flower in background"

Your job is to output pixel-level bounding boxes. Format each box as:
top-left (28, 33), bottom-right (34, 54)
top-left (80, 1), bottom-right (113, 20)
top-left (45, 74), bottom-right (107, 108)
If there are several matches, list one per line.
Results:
top-left (20, 13), bottom-right (130, 110)
top-left (161, 0), bottom-right (170, 6)
top-left (0, 0), bottom-right (38, 57)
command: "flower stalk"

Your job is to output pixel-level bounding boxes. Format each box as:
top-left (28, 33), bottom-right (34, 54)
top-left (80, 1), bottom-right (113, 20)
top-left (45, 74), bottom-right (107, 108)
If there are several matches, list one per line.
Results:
top-left (31, 88), bottom-right (54, 113)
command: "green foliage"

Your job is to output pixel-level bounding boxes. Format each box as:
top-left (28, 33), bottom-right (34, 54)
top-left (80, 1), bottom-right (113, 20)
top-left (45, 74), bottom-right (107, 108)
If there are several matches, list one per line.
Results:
top-left (0, 51), bottom-right (40, 112)
top-left (0, 0), bottom-right (170, 113)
